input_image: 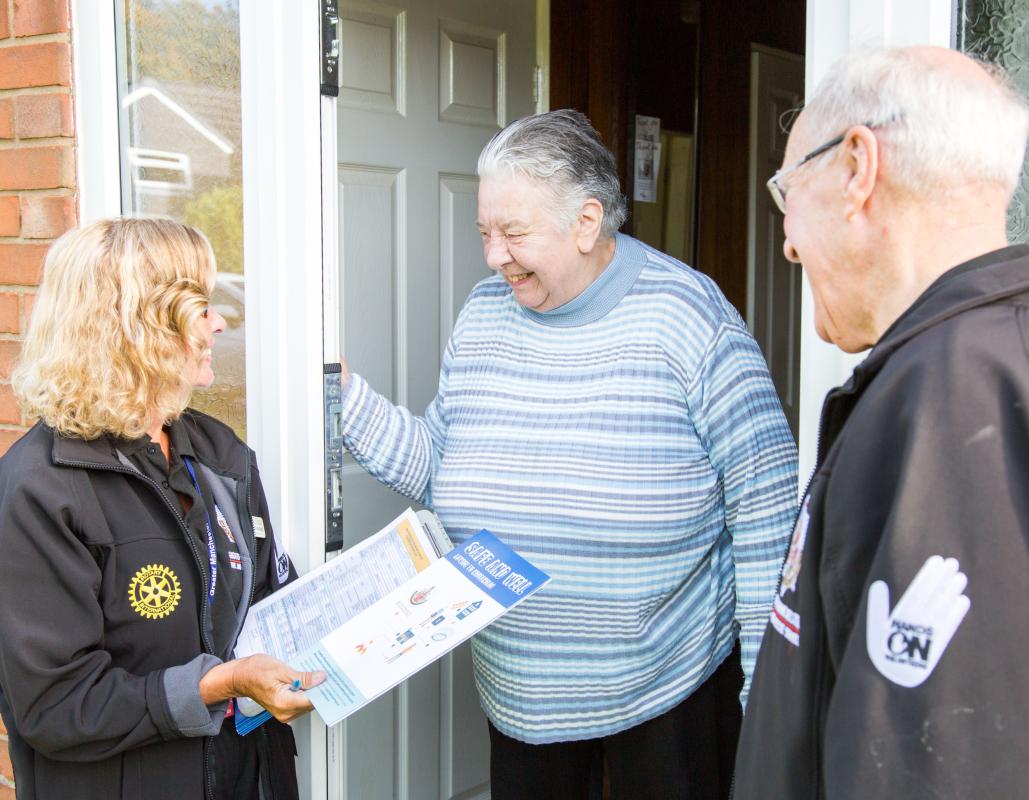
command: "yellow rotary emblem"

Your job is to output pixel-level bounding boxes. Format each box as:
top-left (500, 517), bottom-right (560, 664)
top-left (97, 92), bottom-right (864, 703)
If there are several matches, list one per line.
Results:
top-left (128, 564), bottom-right (182, 620)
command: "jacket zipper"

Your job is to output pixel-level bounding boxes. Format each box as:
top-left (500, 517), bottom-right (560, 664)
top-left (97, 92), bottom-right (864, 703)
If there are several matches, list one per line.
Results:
top-left (209, 461), bottom-right (261, 799)
top-left (806, 384), bottom-right (856, 800)
top-left (236, 469), bottom-right (266, 799)
top-left (798, 385), bottom-right (837, 503)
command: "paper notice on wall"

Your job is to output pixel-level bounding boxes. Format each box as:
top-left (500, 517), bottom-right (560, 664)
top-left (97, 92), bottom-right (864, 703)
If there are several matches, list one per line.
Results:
top-left (634, 115), bottom-right (662, 202)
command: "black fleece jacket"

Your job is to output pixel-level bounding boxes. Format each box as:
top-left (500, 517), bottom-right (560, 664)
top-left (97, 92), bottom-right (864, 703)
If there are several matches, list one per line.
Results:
top-left (0, 410), bottom-right (299, 799)
top-left (734, 245), bottom-right (1029, 799)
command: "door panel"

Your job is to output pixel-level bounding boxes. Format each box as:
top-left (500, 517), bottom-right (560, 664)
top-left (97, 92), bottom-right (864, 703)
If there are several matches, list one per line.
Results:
top-left (339, 4), bottom-right (405, 114)
top-left (333, 1), bottom-right (536, 798)
top-left (441, 639), bottom-right (491, 797)
top-left (439, 174), bottom-right (488, 350)
top-left (346, 694), bottom-right (396, 800)
top-left (339, 166), bottom-right (401, 403)
top-left (438, 20), bottom-right (508, 128)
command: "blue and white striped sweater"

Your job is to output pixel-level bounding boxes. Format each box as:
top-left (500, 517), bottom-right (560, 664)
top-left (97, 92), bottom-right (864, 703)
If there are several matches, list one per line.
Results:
top-left (339, 234), bottom-right (797, 743)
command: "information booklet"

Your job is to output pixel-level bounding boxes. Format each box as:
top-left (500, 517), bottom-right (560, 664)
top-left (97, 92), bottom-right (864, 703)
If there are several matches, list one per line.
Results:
top-left (233, 508), bottom-right (549, 731)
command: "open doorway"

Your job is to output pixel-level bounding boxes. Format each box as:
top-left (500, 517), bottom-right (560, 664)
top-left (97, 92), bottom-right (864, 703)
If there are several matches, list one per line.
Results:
top-left (321, 2), bottom-right (805, 798)
top-left (550, 0), bottom-right (806, 435)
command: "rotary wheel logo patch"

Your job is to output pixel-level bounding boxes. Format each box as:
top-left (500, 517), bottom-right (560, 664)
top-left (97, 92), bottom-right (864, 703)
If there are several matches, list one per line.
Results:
top-left (128, 564), bottom-right (182, 620)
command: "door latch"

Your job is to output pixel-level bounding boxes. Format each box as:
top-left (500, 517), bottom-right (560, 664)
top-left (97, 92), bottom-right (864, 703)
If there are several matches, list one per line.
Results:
top-left (323, 362), bottom-right (345, 551)
top-left (320, 0), bottom-right (341, 97)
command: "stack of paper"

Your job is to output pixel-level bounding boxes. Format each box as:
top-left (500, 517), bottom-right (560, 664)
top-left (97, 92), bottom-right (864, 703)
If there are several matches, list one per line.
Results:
top-left (233, 508), bottom-right (549, 730)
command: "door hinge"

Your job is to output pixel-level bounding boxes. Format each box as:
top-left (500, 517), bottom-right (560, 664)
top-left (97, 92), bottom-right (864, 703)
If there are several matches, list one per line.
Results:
top-left (321, 0), bottom-right (341, 97)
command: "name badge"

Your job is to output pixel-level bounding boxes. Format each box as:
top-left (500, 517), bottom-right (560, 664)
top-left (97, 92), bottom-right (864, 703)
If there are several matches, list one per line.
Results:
top-left (252, 516), bottom-right (267, 539)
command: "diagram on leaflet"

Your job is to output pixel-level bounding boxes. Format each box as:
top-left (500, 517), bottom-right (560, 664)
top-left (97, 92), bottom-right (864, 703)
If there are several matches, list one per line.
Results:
top-left (351, 591), bottom-right (484, 667)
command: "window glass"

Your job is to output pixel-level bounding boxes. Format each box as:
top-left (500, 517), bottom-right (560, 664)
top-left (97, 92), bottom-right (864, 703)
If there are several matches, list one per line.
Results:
top-left (958, 0), bottom-right (1029, 241)
top-left (115, 0), bottom-right (246, 437)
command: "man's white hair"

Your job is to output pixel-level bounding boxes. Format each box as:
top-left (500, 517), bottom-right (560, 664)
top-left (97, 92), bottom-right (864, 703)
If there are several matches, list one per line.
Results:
top-left (802, 47), bottom-right (1029, 197)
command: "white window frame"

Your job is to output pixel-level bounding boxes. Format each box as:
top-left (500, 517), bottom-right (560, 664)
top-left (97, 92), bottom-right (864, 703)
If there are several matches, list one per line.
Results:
top-left (73, 6), bottom-right (328, 793)
top-left (72, 0), bottom-right (122, 222)
top-left (70, 4), bottom-right (345, 796)
top-left (72, 0), bottom-right (327, 585)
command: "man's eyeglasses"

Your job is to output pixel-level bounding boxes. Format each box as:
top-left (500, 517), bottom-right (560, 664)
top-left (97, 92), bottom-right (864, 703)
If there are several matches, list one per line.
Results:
top-left (766, 121), bottom-right (878, 214)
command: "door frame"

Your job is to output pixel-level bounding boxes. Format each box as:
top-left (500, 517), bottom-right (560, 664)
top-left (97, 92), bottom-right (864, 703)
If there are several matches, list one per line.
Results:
top-left (239, 4), bottom-right (328, 798)
top-left (746, 43), bottom-right (804, 439)
top-left (795, 0), bottom-right (952, 484)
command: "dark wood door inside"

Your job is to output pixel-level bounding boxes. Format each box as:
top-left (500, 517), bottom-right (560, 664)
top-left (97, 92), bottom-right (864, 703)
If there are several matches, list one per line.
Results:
top-left (549, 0), bottom-right (806, 317)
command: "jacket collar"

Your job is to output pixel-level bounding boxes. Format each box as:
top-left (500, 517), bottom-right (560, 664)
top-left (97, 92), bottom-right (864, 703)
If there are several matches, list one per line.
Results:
top-left (50, 410), bottom-right (245, 478)
top-left (847, 245), bottom-right (1029, 395)
top-left (51, 431), bottom-right (124, 470)
top-left (814, 245), bottom-right (1029, 467)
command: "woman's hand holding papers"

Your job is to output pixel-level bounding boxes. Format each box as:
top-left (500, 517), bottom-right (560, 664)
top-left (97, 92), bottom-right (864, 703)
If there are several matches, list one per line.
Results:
top-left (200, 654), bottom-right (326, 723)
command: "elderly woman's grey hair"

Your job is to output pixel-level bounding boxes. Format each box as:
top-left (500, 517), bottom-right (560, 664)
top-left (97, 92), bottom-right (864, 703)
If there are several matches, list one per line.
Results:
top-left (477, 109), bottom-right (628, 238)
top-left (800, 47), bottom-right (1029, 197)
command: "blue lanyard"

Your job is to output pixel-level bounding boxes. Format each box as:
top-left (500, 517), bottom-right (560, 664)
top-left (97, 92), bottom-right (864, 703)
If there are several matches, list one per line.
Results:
top-left (182, 456), bottom-right (217, 605)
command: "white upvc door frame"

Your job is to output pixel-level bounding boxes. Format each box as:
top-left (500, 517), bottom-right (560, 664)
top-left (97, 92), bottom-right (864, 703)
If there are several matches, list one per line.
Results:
top-left (797, 0), bottom-right (953, 484)
top-left (239, 3), bottom-right (328, 799)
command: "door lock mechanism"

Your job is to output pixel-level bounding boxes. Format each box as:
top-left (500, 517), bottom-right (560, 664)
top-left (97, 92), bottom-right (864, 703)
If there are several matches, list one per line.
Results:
top-left (321, 0), bottom-right (341, 97)
top-left (323, 363), bottom-right (344, 550)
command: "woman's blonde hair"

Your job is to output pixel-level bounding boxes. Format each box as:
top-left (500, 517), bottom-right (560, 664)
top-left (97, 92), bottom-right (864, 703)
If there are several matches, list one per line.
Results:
top-left (12, 217), bottom-right (216, 440)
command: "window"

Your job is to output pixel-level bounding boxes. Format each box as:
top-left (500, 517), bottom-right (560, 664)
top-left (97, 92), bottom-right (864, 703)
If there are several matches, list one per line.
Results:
top-left (115, 0), bottom-right (246, 436)
top-left (958, 0), bottom-right (1029, 242)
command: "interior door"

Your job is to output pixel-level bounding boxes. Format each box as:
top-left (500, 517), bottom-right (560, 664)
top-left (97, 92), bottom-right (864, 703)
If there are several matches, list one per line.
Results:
top-left (747, 45), bottom-right (804, 439)
top-left (329, 2), bottom-right (536, 798)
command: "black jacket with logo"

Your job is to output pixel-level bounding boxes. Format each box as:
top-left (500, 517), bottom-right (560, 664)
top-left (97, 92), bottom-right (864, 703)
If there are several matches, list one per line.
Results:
top-left (0, 410), bottom-right (299, 799)
top-left (734, 246), bottom-right (1029, 799)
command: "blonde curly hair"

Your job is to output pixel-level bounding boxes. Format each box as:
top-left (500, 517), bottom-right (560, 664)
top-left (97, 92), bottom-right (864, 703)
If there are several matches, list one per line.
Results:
top-left (12, 217), bottom-right (216, 440)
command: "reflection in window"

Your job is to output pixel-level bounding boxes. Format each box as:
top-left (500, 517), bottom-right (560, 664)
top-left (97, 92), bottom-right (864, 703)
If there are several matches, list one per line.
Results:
top-left (958, 0), bottom-right (1029, 242)
top-left (115, 0), bottom-right (246, 437)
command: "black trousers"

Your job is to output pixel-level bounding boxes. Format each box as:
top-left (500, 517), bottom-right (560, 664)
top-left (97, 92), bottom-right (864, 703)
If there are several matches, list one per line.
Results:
top-left (488, 644), bottom-right (743, 800)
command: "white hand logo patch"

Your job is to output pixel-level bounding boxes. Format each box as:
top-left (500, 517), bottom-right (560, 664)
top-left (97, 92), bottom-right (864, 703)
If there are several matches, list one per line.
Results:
top-left (866, 556), bottom-right (970, 688)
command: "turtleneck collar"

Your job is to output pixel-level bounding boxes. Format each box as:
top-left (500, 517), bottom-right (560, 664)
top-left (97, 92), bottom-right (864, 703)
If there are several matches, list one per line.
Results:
top-left (520, 233), bottom-right (647, 327)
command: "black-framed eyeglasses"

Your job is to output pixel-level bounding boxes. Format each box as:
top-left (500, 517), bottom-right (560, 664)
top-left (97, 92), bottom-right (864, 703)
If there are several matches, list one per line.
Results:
top-left (766, 121), bottom-right (877, 214)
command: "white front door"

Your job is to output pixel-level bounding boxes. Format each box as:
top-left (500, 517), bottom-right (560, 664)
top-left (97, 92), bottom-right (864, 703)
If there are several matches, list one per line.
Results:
top-left (327, 2), bottom-right (536, 798)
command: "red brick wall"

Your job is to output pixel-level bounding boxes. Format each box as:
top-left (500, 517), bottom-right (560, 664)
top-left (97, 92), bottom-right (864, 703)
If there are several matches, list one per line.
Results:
top-left (0, 0), bottom-right (77, 792)
top-left (0, 0), bottom-right (77, 476)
